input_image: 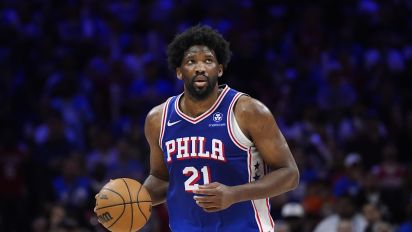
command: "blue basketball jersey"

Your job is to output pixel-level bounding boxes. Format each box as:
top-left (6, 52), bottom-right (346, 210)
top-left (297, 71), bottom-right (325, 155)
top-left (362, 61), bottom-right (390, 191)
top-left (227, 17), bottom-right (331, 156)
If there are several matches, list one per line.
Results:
top-left (159, 85), bottom-right (275, 232)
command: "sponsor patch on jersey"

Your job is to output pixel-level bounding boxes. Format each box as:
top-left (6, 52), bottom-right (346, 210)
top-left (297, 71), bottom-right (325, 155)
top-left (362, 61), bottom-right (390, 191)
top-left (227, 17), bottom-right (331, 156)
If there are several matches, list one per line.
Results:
top-left (213, 112), bottom-right (223, 122)
top-left (209, 112), bottom-right (225, 127)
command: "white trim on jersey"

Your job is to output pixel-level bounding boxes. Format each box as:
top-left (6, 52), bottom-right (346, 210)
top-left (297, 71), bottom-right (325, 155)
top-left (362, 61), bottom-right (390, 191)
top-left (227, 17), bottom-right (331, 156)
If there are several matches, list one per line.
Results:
top-left (159, 97), bottom-right (173, 150)
top-left (174, 85), bottom-right (230, 124)
top-left (228, 93), bottom-right (275, 232)
top-left (227, 92), bottom-right (253, 150)
top-left (248, 147), bottom-right (275, 232)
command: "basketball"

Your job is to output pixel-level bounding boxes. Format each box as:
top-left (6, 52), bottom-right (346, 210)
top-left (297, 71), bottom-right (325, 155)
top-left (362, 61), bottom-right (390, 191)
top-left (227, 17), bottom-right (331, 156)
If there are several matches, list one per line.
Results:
top-left (94, 178), bottom-right (152, 232)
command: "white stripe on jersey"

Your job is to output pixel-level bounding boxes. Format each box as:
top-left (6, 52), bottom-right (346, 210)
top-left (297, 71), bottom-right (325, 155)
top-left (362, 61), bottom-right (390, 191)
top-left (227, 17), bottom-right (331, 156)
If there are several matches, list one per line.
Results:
top-left (159, 97), bottom-right (173, 150)
top-left (227, 92), bottom-right (253, 150)
top-left (248, 147), bottom-right (275, 232)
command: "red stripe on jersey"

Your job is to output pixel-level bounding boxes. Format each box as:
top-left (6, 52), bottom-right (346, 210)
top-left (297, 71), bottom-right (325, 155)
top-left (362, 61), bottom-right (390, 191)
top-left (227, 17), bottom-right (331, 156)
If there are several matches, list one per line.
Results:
top-left (252, 200), bottom-right (264, 232)
top-left (266, 198), bottom-right (274, 228)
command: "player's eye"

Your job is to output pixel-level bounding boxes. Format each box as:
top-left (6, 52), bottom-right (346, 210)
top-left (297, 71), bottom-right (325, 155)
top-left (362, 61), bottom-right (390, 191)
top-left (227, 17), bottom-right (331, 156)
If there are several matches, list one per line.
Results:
top-left (187, 60), bottom-right (195, 65)
top-left (205, 59), bottom-right (213, 64)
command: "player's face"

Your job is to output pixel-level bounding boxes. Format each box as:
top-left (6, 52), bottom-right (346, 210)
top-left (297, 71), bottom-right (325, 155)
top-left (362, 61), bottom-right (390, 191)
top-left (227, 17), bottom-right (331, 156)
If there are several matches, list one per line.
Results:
top-left (177, 45), bottom-right (223, 100)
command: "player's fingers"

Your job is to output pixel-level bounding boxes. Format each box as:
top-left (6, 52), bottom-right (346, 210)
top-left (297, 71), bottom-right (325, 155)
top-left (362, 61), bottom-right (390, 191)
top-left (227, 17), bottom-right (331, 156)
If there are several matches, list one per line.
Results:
top-left (193, 195), bottom-right (214, 203)
top-left (196, 201), bottom-right (216, 208)
top-left (198, 182), bottom-right (220, 189)
top-left (193, 188), bottom-right (216, 196)
top-left (196, 201), bottom-right (219, 209)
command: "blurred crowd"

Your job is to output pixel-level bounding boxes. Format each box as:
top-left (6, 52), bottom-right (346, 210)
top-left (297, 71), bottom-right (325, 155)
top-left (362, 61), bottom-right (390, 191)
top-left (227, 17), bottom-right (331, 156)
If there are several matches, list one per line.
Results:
top-left (1, 0), bottom-right (412, 231)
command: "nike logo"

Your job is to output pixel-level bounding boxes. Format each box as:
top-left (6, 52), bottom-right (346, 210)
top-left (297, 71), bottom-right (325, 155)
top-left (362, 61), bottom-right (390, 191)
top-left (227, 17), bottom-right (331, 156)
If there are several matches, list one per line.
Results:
top-left (167, 120), bottom-right (181, 126)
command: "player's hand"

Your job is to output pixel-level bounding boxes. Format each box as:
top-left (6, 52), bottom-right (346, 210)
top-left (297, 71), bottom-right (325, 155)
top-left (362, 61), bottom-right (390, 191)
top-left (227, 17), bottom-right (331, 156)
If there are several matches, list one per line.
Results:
top-left (192, 182), bottom-right (236, 212)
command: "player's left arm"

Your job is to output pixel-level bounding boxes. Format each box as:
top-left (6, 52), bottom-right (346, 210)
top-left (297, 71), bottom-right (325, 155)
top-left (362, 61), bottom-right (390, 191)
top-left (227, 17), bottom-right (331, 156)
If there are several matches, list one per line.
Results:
top-left (193, 95), bottom-right (299, 212)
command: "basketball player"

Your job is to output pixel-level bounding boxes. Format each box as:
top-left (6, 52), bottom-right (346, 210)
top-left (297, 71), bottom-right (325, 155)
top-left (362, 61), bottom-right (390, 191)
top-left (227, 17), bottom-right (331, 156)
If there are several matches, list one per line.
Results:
top-left (143, 25), bottom-right (299, 232)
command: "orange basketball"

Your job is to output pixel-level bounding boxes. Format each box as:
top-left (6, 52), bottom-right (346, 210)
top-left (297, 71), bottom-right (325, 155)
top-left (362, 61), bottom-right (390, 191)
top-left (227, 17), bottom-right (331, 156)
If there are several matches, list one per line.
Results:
top-left (94, 178), bottom-right (152, 232)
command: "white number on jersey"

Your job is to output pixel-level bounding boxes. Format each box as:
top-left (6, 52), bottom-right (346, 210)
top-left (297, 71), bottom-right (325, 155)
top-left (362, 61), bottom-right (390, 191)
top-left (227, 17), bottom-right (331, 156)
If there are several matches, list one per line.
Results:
top-left (183, 166), bottom-right (211, 192)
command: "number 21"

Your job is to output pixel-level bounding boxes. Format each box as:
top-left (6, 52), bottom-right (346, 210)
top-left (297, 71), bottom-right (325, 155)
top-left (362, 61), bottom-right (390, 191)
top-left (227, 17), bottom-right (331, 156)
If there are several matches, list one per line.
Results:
top-left (183, 166), bottom-right (211, 192)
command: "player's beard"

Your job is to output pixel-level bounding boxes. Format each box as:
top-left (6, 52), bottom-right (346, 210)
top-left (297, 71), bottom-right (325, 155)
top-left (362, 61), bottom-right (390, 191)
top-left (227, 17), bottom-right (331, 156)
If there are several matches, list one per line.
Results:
top-left (186, 75), bottom-right (218, 100)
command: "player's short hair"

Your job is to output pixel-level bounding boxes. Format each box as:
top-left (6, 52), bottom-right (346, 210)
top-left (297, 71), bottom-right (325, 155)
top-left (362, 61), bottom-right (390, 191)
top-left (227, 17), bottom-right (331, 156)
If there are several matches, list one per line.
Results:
top-left (167, 24), bottom-right (232, 71)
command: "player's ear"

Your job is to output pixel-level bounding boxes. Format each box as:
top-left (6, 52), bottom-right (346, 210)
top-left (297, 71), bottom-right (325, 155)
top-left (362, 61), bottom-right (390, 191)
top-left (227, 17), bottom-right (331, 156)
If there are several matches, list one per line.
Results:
top-left (176, 68), bottom-right (182, 80)
top-left (218, 64), bottom-right (223, 77)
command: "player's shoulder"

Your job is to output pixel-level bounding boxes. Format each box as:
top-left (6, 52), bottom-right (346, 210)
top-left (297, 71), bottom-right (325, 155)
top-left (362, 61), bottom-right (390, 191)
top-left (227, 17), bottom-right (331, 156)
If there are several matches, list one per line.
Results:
top-left (146, 103), bottom-right (165, 119)
top-left (234, 94), bottom-right (272, 117)
top-left (145, 99), bottom-right (170, 126)
top-left (233, 94), bottom-right (275, 138)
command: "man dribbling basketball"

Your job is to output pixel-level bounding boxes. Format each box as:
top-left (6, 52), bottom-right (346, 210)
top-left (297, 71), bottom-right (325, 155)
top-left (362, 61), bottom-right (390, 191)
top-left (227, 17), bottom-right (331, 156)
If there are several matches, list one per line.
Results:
top-left (143, 25), bottom-right (299, 232)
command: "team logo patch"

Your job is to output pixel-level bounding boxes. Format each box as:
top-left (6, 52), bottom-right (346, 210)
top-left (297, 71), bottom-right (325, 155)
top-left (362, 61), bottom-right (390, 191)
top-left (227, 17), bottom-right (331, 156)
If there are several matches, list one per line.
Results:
top-left (213, 112), bottom-right (223, 122)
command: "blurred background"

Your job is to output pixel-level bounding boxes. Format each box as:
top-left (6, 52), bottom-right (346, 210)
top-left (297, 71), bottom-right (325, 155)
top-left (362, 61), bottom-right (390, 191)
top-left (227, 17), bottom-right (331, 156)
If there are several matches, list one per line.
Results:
top-left (1, 0), bottom-right (412, 231)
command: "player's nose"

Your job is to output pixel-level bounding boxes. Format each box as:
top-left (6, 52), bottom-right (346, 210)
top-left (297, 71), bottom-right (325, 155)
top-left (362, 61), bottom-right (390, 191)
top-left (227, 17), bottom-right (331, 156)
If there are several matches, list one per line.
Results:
top-left (195, 62), bottom-right (206, 73)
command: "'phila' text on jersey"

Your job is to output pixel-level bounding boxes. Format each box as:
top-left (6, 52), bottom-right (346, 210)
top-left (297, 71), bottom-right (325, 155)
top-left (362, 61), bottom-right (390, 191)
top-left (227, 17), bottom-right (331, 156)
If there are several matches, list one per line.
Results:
top-left (165, 137), bottom-right (226, 163)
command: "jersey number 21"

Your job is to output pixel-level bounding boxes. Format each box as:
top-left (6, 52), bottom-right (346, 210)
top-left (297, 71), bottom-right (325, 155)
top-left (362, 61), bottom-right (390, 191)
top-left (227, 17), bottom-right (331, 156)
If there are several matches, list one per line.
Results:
top-left (183, 166), bottom-right (211, 192)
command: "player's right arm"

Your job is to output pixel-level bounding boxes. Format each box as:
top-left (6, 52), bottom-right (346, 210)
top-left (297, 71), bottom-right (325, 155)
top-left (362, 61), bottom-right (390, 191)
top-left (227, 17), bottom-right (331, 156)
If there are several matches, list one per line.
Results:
top-left (143, 103), bottom-right (169, 206)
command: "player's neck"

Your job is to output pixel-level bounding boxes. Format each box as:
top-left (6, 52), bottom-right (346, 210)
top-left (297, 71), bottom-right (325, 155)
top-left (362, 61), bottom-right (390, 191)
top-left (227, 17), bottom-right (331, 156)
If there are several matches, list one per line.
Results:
top-left (180, 87), bottom-right (221, 117)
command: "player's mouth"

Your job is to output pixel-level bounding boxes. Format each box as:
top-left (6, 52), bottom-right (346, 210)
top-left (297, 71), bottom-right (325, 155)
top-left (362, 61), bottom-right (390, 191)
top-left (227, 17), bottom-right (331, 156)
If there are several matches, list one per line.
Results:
top-left (193, 75), bottom-right (208, 88)
top-left (194, 80), bottom-right (207, 88)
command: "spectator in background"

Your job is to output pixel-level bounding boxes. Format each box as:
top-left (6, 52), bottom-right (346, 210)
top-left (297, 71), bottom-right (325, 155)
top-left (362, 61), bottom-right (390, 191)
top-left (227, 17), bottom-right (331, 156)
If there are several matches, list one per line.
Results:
top-left (345, 112), bottom-right (387, 169)
top-left (337, 219), bottom-right (353, 232)
top-left (363, 202), bottom-right (392, 232)
top-left (105, 137), bottom-right (145, 182)
top-left (86, 128), bottom-right (118, 174)
top-left (52, 154), bottom-right (91, 228)
top-left (356, 172), bottom-right (383, 208)
top-left (314, 194), bottom-right (367, 232)
top-left (372, 142), bottom-right (405, 223)
top-left (302, 180), bottom-right (334, 231)
top-left (316, 68), bottom-right (357, 114)
top-left (372, 142), bottom-right (405, 190)
top-left (280, 202), bottom-right (306, 232)
top-left (333, 153), bottom-right (364, 197)
top-left (33, 110), bottom-right (76, 175)
top-left (45, 74), bottom-right (94, 149)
